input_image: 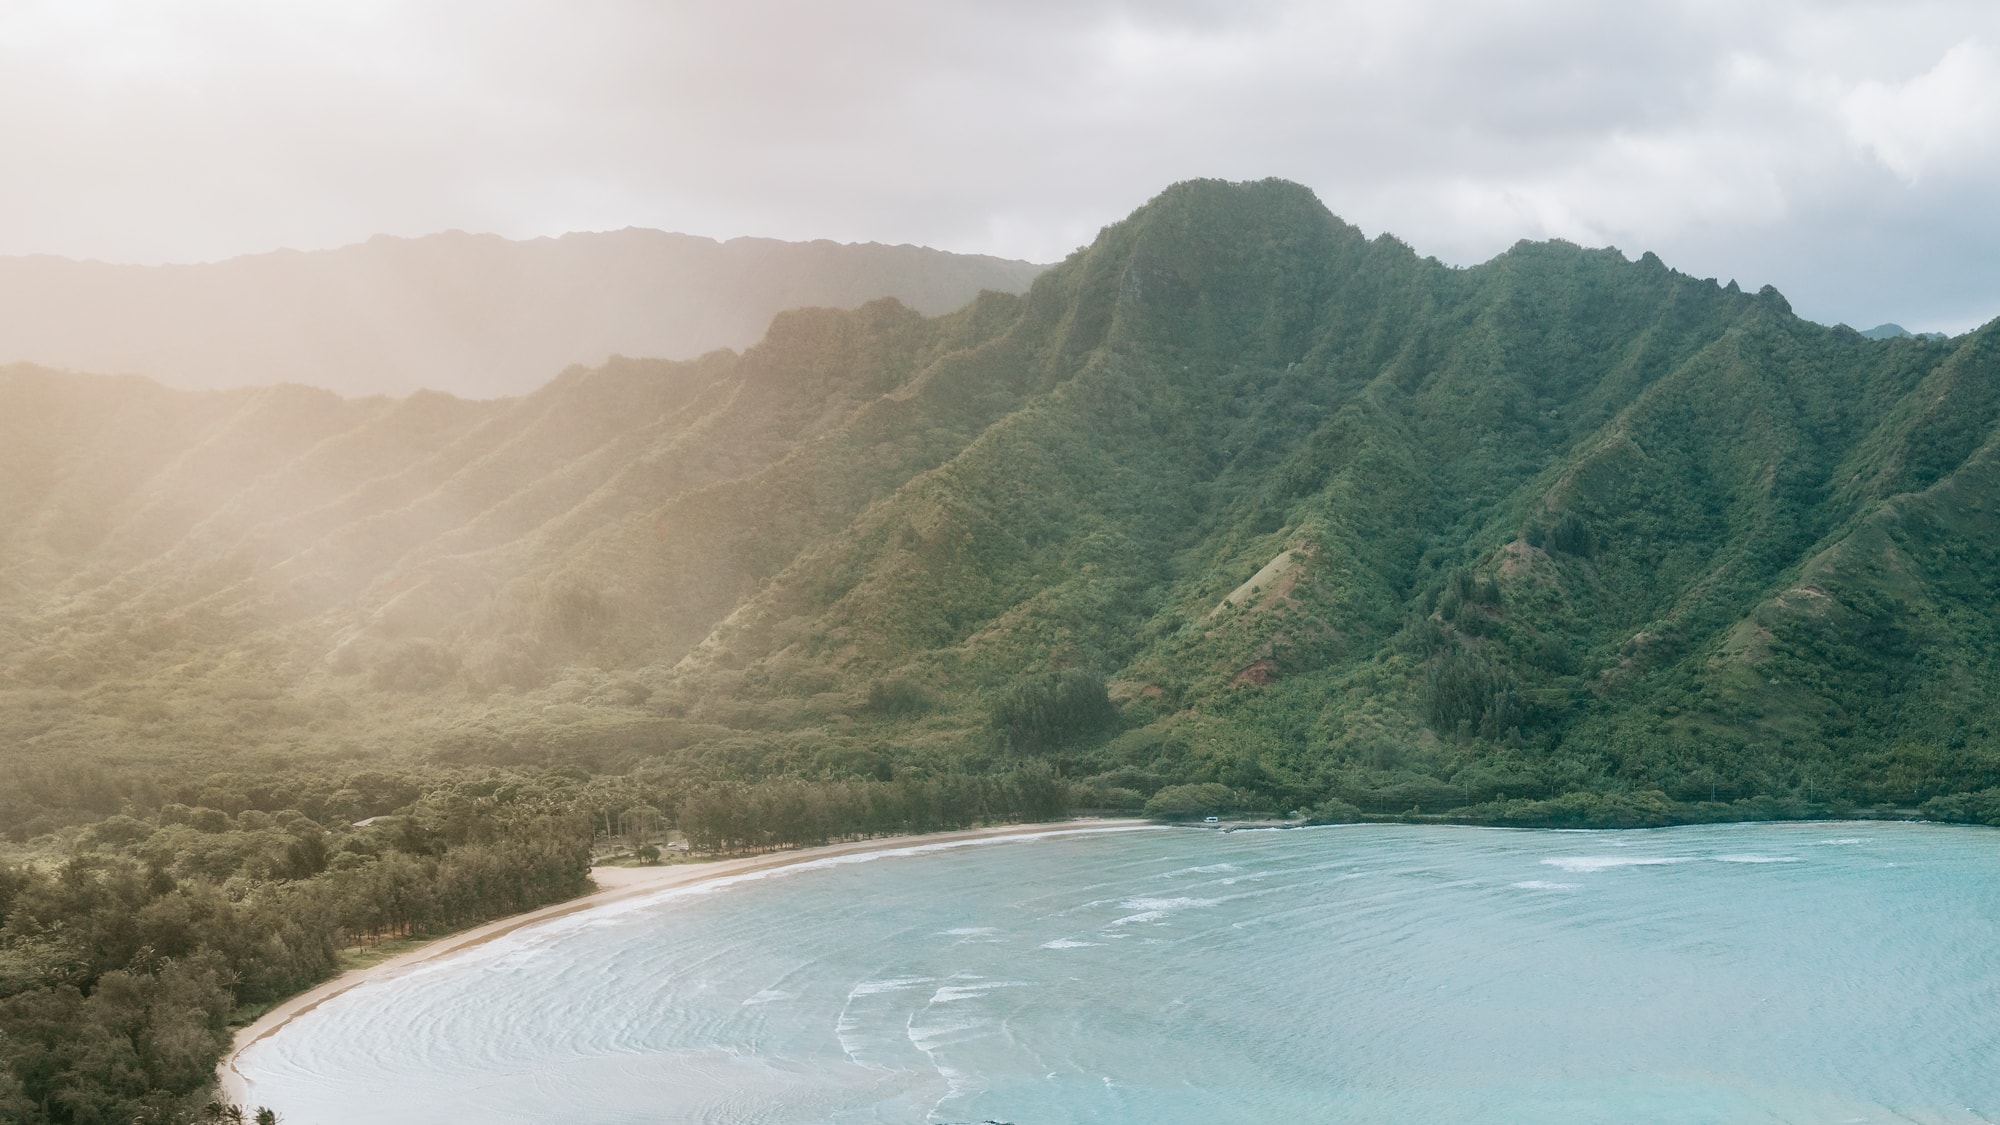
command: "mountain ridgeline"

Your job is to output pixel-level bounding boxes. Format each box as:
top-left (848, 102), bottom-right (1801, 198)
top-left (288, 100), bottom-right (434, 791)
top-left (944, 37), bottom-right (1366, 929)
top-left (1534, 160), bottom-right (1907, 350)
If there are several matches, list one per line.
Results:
top-left (7, 177), bottom-right (2000, 831)
top-left (0, 230), bottom-right (1045, 397)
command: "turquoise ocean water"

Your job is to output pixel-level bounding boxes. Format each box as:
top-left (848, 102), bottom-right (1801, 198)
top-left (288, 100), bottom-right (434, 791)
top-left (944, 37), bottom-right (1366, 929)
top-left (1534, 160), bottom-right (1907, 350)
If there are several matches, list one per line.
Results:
top-left (235, 823), bottom-right (2000, 1123)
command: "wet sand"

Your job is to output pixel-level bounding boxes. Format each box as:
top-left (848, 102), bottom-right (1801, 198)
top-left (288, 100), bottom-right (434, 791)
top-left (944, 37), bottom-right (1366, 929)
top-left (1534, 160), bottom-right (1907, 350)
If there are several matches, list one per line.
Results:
top-left (216, 818), bottom-right (1148, 1106)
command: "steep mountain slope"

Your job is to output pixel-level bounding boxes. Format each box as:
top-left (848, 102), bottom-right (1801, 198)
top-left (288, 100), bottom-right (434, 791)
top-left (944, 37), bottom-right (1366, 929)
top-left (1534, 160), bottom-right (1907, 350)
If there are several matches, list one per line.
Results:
top-left (654, 182), bottom-right (2000, 821)
top-left (5, 178), bottom-right (1999, 828)
top-left (0, 230), bottom-right (1045, 397)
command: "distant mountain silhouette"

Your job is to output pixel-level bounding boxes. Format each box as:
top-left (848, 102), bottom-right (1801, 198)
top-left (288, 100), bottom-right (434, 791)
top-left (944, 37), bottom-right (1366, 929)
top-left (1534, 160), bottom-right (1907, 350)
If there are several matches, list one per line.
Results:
top-left (0, 230), bottom-right (1045, 397)
top-left (1860, 322), bottom-right (1949, 342)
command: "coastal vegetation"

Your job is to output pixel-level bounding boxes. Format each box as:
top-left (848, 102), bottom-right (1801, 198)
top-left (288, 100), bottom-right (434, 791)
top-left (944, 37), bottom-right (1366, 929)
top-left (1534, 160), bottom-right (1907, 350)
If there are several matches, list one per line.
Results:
top-left (0, 766), bottom-right (1075, 1122)
top-left (6, 177), bottom-right (2000, 1117)
top-left (0, 780), bottom-right (588, 1123)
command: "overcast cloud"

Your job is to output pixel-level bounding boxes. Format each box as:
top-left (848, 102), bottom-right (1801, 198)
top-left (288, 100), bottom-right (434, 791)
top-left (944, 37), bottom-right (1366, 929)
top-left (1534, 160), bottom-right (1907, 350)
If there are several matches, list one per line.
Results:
top-left (2, 1), bottom-right (1997, 332)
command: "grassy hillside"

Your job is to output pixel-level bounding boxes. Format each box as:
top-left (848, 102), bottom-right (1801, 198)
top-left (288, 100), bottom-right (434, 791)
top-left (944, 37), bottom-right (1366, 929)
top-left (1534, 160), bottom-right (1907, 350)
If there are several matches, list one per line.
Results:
top-left (5, 178), bottom-right (2000, 834)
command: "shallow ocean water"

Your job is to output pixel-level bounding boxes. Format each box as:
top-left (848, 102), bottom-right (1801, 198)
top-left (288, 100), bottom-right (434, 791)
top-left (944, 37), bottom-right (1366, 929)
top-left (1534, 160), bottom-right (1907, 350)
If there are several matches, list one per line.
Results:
top-left (236, 822), bottom-right (2000, 1123)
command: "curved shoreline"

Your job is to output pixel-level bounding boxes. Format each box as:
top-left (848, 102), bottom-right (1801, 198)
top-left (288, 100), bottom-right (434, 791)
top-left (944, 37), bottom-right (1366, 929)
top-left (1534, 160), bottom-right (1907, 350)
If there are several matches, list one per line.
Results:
top-left (216, 818), bottom-right (1150, 1107)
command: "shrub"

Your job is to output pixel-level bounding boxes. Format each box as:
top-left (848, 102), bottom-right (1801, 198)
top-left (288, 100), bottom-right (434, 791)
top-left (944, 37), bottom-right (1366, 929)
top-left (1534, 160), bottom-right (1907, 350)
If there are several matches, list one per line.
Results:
top-left (1145, 782), bottom-right (1239, 819)
top-left (370, 640), bottom-right (460, 692)
top-left (1424, 651), bottom-right (1523, 738)
top-left (1544, 511), bottom-right (1595, 557)
top-left (1309, 798), bottom-right (1363, 823)
top-left (992, 670), bottom-right (1116, 753)
top-left (864, 675), bottom-right (933, 717)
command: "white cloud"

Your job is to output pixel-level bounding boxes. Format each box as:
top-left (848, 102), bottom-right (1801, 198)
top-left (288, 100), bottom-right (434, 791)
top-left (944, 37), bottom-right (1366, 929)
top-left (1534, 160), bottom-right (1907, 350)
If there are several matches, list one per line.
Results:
top-left (1, 1), bottom-right (1999, 331)
top-left (1841, 40), bottom-right (2000, 182)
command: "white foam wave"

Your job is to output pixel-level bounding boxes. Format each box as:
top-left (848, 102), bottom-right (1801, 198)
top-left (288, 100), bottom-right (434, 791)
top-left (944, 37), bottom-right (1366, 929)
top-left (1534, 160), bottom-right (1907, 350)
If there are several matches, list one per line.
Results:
top-left (740, 989), bottom-right (791, 1005)
top-left (1107, 895), bottom-right (1220, 926)
top-left (847, 976), bottom-right (932, 997)
top-left (1541, 856), bottom-right (1690, 873)
top-left (940, 926), bottom-right (998, 936)
top-left (929, 980), bottom-right (1033, 1004)
top-left (907, 1014), bottom-right (987, 1046)
top-left (1714, 854), bottom-right (1799, 864)
top-left (1040, 938), bottom-right (1104, 949)
top-left (1121, 896), bottom-right (1220, 911)
top-left (1162, 863), bottom-right (1239, 877)
top-left (1511, 880), bottom-right (1579, 890)
top-left (905, 1012), bottom-right (990, 1115)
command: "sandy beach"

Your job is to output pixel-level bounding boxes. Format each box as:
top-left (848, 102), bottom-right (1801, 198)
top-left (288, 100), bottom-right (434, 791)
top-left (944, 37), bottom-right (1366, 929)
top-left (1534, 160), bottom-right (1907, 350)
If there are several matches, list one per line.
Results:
top-left (216, 818), bottom-right (1150, 1107)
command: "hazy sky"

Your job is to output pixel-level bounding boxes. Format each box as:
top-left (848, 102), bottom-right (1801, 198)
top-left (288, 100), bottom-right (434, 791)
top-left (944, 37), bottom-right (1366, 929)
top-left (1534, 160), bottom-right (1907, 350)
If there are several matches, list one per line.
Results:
top-left (4, 1), bottom-right (1998, 332)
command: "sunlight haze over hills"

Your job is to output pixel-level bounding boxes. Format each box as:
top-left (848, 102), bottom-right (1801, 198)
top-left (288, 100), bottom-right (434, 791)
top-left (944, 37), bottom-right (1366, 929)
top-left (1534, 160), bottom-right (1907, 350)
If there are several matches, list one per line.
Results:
top-left (0, 231), bottom-right (1043, 397)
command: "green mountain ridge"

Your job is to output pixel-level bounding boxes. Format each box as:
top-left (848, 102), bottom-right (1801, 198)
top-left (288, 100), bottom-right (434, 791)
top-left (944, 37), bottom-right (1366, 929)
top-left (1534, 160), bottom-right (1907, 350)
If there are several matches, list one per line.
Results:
top-left (6, 177), bottom-right (2000, 832)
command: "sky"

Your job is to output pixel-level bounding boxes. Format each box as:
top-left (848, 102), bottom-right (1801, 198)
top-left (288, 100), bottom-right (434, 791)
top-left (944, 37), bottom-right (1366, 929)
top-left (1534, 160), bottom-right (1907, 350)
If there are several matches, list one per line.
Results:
top-left (2, 1), bottom-right (1998, 333)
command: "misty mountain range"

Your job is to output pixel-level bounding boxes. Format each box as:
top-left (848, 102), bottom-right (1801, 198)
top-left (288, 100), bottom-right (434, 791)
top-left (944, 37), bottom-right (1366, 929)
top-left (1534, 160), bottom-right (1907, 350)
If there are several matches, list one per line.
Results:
top-left (0, 230), bottom-right (1044, 398)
